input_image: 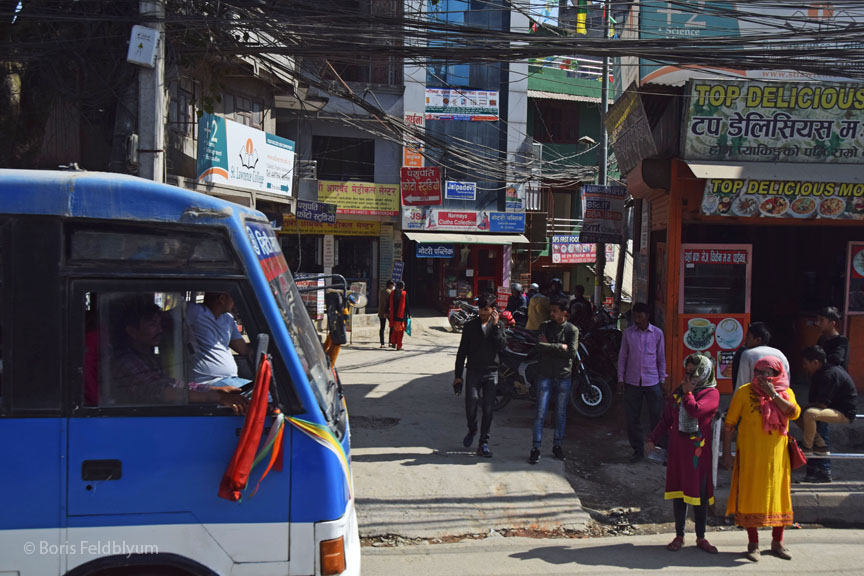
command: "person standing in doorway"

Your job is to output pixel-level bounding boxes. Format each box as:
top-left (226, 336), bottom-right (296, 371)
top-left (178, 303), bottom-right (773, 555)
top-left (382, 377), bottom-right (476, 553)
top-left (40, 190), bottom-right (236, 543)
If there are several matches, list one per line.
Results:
top-left (453, 294), bottom-right (506, 458)
top-left (815, 306), bottom-right (849, 369)
top-left (378, 280), bottom-right (395, 349)
top-left (617, 302), bottom-right (667, 463)
top-left (734, 322), bottom-right (790, 392)
top-left (528, 299), bottom-right (578, 464)
top-left (388, 281), bottom-right (410, 350)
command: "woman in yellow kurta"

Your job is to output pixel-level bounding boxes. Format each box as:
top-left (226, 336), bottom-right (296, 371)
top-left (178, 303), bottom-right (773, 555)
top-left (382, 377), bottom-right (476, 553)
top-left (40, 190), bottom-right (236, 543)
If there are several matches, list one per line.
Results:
top-left (722, 356), bottom-right (801, 562)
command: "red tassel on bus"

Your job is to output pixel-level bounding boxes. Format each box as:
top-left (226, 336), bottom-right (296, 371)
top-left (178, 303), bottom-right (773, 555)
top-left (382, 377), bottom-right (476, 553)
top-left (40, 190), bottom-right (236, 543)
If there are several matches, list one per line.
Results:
top-left (218, 354), bottom-right (272, 501)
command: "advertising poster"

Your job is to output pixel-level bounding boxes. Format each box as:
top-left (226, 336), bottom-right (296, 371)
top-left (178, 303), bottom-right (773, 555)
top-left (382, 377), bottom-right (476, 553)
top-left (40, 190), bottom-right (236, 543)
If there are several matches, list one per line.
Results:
top-left (400, 167), bottom-right (442, 206)
top-left (425, 88), bottom-right (499, 121)
top-left (679, 313), bottom-right (750, 395)
top-left (317, 181), bottom-right (400, 216)
top-left (551, 237), bottom-right (615, 264)
top-left (403, 112), bottom-right (425, 168)
top-left (280, 214), bottom-right (380, 236)
top-left (846, 242), bottom-right (864, 314)
top-left (496, 286), bottom-right (511, 310)
top-left (683, 80), bottom-right (864, 165)
top-left (402, 208), bottom-right (525, 233)
top-left (701, 178), bottom-right (864, 220)
top-left (295, 200), bottom-right (337, 224)
top-left (197, 112), bottom-right (295, 196)
top-left (579, 184), bottom-right (627, 243)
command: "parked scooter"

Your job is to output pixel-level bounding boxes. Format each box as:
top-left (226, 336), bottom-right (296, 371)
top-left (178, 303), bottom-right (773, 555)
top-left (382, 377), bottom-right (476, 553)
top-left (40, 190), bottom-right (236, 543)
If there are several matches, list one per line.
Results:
top-left (494, 326), bottom-right (614, 418)
top-left (448, 299), bottom-right (478, 332)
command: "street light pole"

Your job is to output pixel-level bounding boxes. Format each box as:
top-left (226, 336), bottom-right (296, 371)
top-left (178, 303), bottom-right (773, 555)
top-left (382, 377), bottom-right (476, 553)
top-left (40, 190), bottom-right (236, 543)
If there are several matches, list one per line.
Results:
top-left (593, 0), bottom-right (610, 308)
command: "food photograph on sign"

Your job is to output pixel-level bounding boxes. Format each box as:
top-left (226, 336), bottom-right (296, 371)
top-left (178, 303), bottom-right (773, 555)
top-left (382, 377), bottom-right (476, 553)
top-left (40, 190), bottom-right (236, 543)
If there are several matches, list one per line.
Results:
top-left (701, 179), bottom-right (864, 220)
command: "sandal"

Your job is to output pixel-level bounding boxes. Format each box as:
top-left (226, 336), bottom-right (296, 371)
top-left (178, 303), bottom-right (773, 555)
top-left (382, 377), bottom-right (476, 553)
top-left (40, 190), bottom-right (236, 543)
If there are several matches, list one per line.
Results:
top-left (696, 538), bottom-right (718, 554)
top-left (666, 536), bottom-right (684, 552)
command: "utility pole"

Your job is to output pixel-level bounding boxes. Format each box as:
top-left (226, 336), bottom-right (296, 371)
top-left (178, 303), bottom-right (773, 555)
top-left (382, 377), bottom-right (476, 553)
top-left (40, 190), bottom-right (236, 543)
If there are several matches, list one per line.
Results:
top-left (593, 0), bottom-right (610, 308)
top-left (138, 0), bottom-right (165, 182)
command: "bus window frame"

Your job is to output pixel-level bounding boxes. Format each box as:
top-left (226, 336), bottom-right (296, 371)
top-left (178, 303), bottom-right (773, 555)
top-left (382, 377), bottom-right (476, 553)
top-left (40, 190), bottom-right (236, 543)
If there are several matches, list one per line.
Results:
top-left (0, 220), bottom-right (8, 417)
top-left (65, 278), bottom-right (303, 418)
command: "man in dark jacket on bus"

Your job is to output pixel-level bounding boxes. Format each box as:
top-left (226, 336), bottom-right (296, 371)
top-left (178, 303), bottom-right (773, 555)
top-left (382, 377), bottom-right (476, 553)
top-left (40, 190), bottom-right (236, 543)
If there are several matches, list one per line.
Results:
top-left (454, 293), bottom-right (507, 458)
top-left (528, 299), bottom-right (578, 464)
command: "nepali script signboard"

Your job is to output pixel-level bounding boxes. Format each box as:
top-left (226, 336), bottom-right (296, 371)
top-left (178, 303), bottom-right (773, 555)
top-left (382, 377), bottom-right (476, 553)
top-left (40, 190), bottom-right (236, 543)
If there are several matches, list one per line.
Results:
top-left (701, 178), bottom-right (864, 220)
top-left (425, 88), bottom-right (499, 121)
top-left (551, 237), bottom-right (616, 264)
top-left (400, 167), bottom-right (442, 206)
top-left (295, 200), bottom-right (337, 224)
top-left (579, 185), bottom-right (627, 244)
top-left (683, 80), bottom-right (864, 164)
top-left (317, 181), bottom-right (400, 216)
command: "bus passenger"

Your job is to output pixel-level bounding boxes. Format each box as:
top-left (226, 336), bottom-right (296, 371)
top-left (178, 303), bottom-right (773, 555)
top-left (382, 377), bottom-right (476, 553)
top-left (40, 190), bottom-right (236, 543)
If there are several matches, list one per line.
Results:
top-left (112, 300), bottom-right (247, 413)
top-left (186, 292), bottom-right (252, 387)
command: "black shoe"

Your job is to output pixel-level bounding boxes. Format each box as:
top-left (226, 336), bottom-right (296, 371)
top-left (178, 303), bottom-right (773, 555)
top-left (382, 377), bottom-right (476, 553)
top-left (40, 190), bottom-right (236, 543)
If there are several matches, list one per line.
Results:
top-left (802, 473), bottom-right (832, 484)
top-left (477, 444), bottom-right (492, 458)
top-left (463, 430), bottom-right (476, 448)
top-left (528, 447), bottom-right (541, 465)
top-left (552, 445), bottom-right (565, 460)
top-left (628, 450), bottom-right (644, 464)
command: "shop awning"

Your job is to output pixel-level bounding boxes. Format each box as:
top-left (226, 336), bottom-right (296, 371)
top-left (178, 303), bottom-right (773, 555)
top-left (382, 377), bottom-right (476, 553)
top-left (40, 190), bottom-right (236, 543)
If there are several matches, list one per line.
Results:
top-left (685, 161), bottom-right (864, 183)
top-left (404, 232), bottom-right (529, 245)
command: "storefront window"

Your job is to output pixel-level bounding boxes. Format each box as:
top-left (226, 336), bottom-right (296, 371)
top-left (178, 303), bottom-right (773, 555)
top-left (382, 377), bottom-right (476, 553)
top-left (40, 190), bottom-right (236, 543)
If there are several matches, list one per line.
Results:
top-left (333, 236), bottom-right (378, 308)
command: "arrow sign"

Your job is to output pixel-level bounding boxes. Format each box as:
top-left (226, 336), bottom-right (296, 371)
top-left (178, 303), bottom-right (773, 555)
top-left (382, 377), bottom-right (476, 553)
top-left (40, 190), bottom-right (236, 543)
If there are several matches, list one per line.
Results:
top-left (401, 167), bottom-right (442, 207)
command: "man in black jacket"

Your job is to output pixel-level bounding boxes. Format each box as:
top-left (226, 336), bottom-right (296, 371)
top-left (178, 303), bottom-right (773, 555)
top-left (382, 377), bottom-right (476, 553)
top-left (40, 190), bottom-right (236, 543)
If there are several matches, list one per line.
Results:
top-left (454, 294), bottom-right (507, 458)
top-left (799, 345), bottom-right (858, 483)
top-left (529, 299), bottom-right (579, 464)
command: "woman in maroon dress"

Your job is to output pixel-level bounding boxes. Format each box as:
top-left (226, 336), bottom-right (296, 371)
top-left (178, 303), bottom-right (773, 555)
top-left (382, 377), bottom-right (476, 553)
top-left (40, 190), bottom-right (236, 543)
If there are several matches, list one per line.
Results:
top-left (648, 353), bottom-right (720, 553)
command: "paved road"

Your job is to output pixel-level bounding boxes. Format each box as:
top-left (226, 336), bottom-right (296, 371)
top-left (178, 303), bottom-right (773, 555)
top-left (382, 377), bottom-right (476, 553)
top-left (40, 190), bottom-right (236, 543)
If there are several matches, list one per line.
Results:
top-left (362, 528), bottom-right (864, 575)
top-left (338, 318), bottom-right (591, 538)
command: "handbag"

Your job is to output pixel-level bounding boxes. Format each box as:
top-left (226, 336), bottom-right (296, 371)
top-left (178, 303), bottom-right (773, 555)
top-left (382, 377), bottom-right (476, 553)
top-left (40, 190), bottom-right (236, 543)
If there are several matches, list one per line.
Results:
top-left (405, 317), bottom-right (412, 336)
top-left (787, 436), bottom-right (808, 470)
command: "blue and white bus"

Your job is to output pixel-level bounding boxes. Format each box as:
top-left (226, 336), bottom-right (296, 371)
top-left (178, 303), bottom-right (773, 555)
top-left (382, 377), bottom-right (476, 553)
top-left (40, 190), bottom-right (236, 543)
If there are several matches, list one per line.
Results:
top-left (0, 170), bottom-right (359, 576)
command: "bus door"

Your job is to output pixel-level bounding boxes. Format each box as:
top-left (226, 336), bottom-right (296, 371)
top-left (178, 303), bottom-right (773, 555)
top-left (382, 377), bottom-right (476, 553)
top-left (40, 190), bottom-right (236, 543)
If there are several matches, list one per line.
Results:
top-left (63, 281), bottom-right (291, 567)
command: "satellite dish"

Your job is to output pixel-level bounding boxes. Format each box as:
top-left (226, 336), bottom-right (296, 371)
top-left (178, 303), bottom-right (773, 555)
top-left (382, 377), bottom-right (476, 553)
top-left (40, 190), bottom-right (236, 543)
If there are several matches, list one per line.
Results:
top-left (347, 293), bottom-right (368, 308)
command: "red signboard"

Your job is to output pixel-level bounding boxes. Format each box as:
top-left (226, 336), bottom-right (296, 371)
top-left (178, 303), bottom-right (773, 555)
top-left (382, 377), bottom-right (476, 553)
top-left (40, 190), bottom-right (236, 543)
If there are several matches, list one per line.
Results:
top-left (496, 286), bottom-right (511, 310)
top-left (435, 211), bottom-right (478, 229)
top-left (400, 167), bottom-right (442, 206)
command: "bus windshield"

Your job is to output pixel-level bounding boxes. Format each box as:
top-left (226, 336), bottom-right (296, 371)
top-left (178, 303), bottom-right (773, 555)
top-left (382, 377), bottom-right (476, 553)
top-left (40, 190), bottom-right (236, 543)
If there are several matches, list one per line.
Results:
top-left (244, 221), bottom-right (335, 417)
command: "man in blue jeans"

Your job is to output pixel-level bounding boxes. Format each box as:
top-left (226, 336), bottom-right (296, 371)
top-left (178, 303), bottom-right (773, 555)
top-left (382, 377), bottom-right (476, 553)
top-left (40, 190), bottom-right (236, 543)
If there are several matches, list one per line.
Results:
top-left (528, 299), bottom-right (578, 464)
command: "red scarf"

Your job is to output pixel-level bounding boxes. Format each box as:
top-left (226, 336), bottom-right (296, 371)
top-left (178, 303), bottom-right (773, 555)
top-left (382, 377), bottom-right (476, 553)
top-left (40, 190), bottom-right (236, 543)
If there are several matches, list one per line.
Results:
top-left (389, 290), bottom-right (406, 323)
top-left (752, 356), bottom-right (790, 436)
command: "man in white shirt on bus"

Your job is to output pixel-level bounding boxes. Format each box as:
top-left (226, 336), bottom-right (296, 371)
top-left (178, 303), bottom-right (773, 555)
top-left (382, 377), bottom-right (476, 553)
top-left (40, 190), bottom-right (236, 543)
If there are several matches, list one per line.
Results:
top-left (186, 292), bottom-right (252, 387)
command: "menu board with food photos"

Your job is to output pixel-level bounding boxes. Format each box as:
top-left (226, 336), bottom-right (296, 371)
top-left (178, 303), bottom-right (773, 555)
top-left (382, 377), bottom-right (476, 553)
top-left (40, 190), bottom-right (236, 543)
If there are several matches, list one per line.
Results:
top-left (680, 244), bottom-right (751, 316)
top-left (679, 313), bottom-right (751, 395)
top-left (846, 242), bottom-right (864, 315)
top-left (701, 179), bottom-right (864, 220)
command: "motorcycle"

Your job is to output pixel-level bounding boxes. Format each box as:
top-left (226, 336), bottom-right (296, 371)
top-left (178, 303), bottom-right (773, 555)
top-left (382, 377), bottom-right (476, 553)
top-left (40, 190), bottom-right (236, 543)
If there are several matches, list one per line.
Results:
top-left (494, 326), bottom-right (613, 418)
top-left (448, 299), bottom-right (478, 332)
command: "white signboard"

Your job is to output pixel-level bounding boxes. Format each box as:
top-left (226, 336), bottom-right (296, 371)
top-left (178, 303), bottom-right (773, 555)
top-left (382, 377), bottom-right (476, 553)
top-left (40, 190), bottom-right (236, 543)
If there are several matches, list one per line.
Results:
top-left (197, 112), bottom-right (295, 196)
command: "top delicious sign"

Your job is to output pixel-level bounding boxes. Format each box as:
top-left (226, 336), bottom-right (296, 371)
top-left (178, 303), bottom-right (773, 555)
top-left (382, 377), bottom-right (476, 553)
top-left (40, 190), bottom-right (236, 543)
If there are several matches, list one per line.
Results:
top-left (683, 80), bottom-right (864, 164)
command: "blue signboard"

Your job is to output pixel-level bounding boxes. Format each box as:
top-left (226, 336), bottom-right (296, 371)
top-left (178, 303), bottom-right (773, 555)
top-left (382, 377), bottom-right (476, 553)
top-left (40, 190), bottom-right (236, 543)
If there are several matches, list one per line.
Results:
top-left (416, 244), bottom-right (455, 259)
top-left (445, 181), bottom-right (477, 201)
top-left (489, 212), bottom-right (526, 233)
top-left (391, 261), bottom-right (405, 282)
top-left (295, 199), bottom-right (337, 224)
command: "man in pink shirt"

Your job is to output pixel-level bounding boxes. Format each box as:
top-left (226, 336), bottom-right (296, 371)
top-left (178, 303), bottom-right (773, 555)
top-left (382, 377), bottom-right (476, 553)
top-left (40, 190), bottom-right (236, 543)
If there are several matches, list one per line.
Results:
top-left (618, 302), bottom-right (667, 463)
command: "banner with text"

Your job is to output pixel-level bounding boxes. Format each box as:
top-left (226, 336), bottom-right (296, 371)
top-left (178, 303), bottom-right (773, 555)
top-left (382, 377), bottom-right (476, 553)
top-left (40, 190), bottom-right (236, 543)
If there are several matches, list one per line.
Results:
top-left (197, 112), bottom-right (295, 196)
top-left (551, 236), bottom-right (616, 264)
top-left (416, 244), bottom-right (456, 259)
top-left (684, 80), bottom-right (864, 164)
top-left (403, 112), bottom-right (425, 168)
top-left (425, 88), bottom-right (499, 121)
top-left (445, 181), bottom-right (477, 201)
top-left (401, 167), bottom-right (442, 206)
top-left (579, 185), bottom-right (627, 243)
top-left (702, 178), bottom-right (864, 220)
top-left (280, 214), bottom-right (381, 236)
top-left (295, 199), bottom-right (337, 224)
top-left (402, 208), bottom-right (525, 233)
top-left (317, 180), bottom-right (399, 216)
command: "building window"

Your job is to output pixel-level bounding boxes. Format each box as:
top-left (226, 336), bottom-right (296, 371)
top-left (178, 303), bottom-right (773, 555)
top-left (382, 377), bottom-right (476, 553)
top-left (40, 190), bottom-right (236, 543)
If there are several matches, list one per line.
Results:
top-left (532, 100), bottom-right (581, 144)
top-left (312, 136), bottom-right (375, 181)
top-left (224, 93), bottom-right (264, 129)
top-left (168, 79), bottom-right (197, 138)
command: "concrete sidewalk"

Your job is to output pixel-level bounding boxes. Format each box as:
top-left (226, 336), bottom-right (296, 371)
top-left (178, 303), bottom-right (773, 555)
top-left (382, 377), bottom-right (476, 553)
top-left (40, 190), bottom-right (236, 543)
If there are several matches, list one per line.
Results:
top-left (362, 528), bottom-right (864, 575)
top-left (338, 314), bottom-right (591, 539)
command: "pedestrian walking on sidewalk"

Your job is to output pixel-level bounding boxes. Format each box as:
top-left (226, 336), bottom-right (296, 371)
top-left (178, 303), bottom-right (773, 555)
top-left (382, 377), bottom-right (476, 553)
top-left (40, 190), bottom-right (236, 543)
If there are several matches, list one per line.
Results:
top-left (528, 299), bottom-right (578, 465)
top-left (378, 280), bottom-right (395, 348)
top-left (648, 353), bottom-right (720, 554)
top-left (453, 294), bottom-right (506, 458)
top-left (722, 356), bottom-right (801, 562)
top-left (617, 302), bottom-right (667, 463)
top-left (387, 281), bottom-right (410, 350)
